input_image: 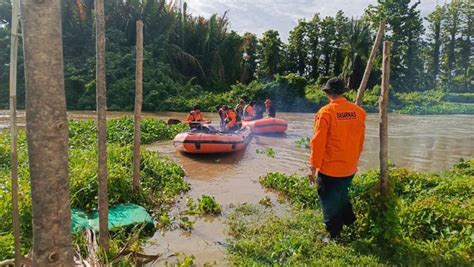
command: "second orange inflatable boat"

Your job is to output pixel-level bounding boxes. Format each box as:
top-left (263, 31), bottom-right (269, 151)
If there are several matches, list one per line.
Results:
top-left (173, 126), bottom-right (252, 154)
top-left (242, 117), bottom-right (288, 134)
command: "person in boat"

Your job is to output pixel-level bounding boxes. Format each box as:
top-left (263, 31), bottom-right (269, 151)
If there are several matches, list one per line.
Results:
top-left (223, 105), bottom-right (241, 132)
top-left (308, 77), bottom-right (366, 241)
top-left (254, 103), bottom-right (264, 120)
top-left (185, 105), bottom-right (208, 129)
top-left (243, 100), bottom-right (257, 121)
top-left (235, 99), bottom-right (245, 119)
top-left (264, 98), bottom-right (276, 118)
top-left (216, 104), bottom-right (226, 130)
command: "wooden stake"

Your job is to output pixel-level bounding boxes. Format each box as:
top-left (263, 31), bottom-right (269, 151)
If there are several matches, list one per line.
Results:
top-left (379, 41), bottom-right (391, 195)
top-left (355, 21), bottom-right (385, 106)
top-left (133, 20), bottom-right (144, 192)
top-left (95, 0), bottom-right (109, 250)
top-left (21, 0), bottom-right (74, 264)
top-left (9, 0), bottom-right (21, 265)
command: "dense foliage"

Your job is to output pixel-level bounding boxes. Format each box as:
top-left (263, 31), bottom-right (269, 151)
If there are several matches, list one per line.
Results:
top-left (227, 159), bottom-right (474, 265)
top-left (0, 0), bottom-right (471, 113)
top-left (0, 118), bottom-right (189, 259)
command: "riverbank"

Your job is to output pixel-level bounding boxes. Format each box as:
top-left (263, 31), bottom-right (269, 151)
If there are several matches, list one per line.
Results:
top-left (227, 159), bottom-right (474, 265)
top-left (0, 117), bottom-right (189, 263)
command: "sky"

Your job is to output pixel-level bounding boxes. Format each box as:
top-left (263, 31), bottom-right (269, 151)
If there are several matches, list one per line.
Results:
top-left (183, 0), bottom-right (445, 41)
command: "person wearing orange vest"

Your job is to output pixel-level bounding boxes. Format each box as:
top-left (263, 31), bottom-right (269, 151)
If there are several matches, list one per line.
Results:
top-left (185, 105), bottom-right (208, 128)
top-left (264, 98), bottom-right (276, 118)
top-left (223, 105), bottom-right (241, 132)
top-left (308, 78), bottom-right (366, 240)
top-left (235, 99), bottom-right (245, 119)
top-left (243, 100), bottom-right (256, 121)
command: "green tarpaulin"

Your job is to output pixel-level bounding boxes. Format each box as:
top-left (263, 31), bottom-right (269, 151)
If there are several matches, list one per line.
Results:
top-left (72, 203), bottom-right (154, 233)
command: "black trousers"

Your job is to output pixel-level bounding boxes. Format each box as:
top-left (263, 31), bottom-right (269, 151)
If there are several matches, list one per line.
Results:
top-left (317, 172), bottom-right (356, 238)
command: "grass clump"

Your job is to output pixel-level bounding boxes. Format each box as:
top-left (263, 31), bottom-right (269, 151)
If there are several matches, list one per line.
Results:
top-left (184, 195), bottom-right (222, 216)
top-left (260, 172), bottom-right (318, 209)
top-left (295, 137), bottom-right (310, 149)
top-left (227, 208), bottom-right (381, 266)
top-left (230, 159), bottom-right (474, 265)
top-left (68, 116), bottom-right (187, 148)
top-left (256, 147), bottom-right (276, 158)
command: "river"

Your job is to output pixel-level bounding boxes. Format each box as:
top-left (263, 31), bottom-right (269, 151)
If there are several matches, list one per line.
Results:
top-left (1, 110), bottom-right (473, 265)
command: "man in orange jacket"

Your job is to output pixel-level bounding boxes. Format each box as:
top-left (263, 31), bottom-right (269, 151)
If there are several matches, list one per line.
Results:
top-left (223, 105), bottom-right (241, 132)
top-left (185, 105), bottom-right (209, 129)
top-left (308, 78), bottom-right (366, 240)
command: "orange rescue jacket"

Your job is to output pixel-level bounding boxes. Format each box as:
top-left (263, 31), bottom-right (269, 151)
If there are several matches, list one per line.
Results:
top-left (244, 104), bottom-right (255, 116)
top-left (185, 111), bottom-right (204, 122)
top-left (226, 109), bottom-right (238, 128)
top-left (310, 97), bottom-right (366, 177)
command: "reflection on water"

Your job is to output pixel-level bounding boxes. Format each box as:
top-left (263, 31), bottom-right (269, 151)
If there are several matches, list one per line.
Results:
top-left (1, 110), bottom-right (473, 265)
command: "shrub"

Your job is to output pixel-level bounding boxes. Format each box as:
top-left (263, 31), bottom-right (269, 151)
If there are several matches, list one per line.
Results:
top-left (443, 92), bottom-right (474, 103)
top-left (227, 208), bottom-right (382, 266)
top-left (254, 159), bottom-right (474, 265)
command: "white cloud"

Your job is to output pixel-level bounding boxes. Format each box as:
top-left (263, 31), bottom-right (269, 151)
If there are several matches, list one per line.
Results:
top-left (183, 0), bottom-right (445, 41)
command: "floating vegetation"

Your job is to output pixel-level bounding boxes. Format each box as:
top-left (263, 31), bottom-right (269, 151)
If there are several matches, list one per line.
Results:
top-left (183, 195), bottom-right (222, 216)
top-left (228, 159), bottom-right (474, 266)
top-left (295, 137), bottom-right (311, 149)
top-left (256, 147), bottom-right (276, 158)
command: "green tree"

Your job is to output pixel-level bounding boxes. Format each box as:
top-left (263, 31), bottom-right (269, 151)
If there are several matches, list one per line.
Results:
top-left (319, 16), bottom-right (336, 76)
top-left (257, 30), bottom-right (283, 80)
top-left (307, 13), bottom-right (322, 80)
top-left (440, 0), bottom-right (462, 88)
top-left (425, 5), bottom-right (444, 89)
top-left (343, 18), bottom-right (371, 89)
top-left (333, 11), bottom-right (349, 76)
top-left (241, 32), bottom-right (258, 83)
top-left (287, 19), bottom-right (308, 76)
top-left (367, 0), bottom-right (425, 92)
top-left (455, 0), bottom-right (473, 92)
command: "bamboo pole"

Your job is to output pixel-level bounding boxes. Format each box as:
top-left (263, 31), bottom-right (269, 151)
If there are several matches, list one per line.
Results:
top-left (95, 0), bottom-right (109, 250)
top-left (133, 20), bottom-right (144, 192)
top-left (9, 0), bottom-right (21, 265)
top-left (355, 21), bottom-right (385, 106)
top-left (379, 41), bottom-right (391, 195)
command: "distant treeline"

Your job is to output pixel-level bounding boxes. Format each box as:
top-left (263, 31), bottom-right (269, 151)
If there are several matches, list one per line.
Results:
top-left (0, 0), bottom-right (472, 111)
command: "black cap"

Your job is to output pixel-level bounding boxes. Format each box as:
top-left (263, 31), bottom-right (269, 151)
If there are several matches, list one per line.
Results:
top-left (222, 105), bottom-right (229, 110)
top-left (323, 78), bottom-right (348, 95)
top-left (193, 105), bottom-right (201, 111)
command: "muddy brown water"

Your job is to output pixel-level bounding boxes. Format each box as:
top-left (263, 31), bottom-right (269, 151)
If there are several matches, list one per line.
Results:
top-left (1, 110), bottom-right (473, 265)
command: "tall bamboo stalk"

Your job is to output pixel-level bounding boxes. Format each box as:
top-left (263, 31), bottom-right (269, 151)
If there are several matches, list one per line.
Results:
top-left (133, 20), bottom-right (144, 192)
top-left (379, 41), bottom-right (391, 195)
top-left (355, 21), bottom-right (385, 106)
top-left (20, 0), bottom-right (74, 264)
top-left (95, 0), bottom-right (109, 250)
top-left (9, 0), bottom-right (21, 265)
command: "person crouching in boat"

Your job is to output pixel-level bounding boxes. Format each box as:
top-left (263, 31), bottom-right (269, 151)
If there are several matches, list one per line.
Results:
top-left (264, 98), bottom-right (276, 118)
top-left (243, 100), bottom-right (257, 121)
top-left (223, 105), bottom-right (241, 132)
top-left (185, 105), bottom-right (208, 129)
top-left (235, 99), bottom-right (245, 119)
top-left (216, 104), bottom-right (226, 131)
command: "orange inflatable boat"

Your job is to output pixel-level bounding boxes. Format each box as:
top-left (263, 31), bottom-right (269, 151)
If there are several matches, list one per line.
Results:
top-left (173, 126), bottom-right (252, 154)
top-left (242, 118), bottom-right (288, 134)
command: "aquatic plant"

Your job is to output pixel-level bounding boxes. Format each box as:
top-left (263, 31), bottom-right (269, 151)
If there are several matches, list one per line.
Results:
top-left (0, 120), bottom-right (189, 259)
top-left (230, 159), bottom-right (474, 265)
top-left (256, 147), bottom-right (276, 158)
top-left (184, 195), bottom-right (222, 216)
top-left (68, 117), bottom-right (187, 148)
top-left (295, 137), bottom-right (310, 149)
